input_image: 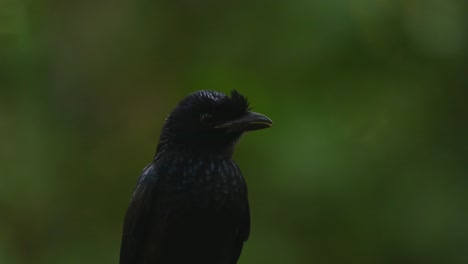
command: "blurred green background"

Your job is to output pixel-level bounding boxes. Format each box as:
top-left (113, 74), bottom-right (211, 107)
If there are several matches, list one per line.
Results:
top-left (1, 0), bottom-right (468, 263)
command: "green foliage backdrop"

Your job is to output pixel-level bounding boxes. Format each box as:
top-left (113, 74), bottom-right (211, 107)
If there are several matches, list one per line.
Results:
top-left (1, 0), bottom-right (467, 263)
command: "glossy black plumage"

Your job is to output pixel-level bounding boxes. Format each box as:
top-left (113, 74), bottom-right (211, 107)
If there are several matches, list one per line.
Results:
top-left (120, 90), bottom-right (272, 264)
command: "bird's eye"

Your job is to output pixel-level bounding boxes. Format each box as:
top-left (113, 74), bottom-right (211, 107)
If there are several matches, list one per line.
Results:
top-left (200, 113), bottom-right (213, 126)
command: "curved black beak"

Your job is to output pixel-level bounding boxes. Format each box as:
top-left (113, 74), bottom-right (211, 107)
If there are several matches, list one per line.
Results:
top-left (215, 111), bottom-right (273, 132)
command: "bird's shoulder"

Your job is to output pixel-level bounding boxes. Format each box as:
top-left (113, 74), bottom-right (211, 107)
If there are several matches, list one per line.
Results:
top-left (120, 163), bottom-right (159, 264)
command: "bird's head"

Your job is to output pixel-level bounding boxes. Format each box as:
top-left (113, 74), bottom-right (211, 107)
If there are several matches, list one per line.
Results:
top-left (156, 90), bottom-right (272, 157)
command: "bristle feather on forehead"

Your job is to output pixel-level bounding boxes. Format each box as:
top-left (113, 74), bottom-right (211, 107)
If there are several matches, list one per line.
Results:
top-left (230, 90), bottom-right (250, 112)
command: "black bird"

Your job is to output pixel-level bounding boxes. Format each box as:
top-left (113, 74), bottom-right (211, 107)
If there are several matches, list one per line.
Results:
top-left (120, 90), bottom-right (272, 264)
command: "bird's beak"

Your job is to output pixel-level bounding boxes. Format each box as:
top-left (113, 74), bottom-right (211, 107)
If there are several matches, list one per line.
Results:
top-left (215, 111), bottom-right (273, 132)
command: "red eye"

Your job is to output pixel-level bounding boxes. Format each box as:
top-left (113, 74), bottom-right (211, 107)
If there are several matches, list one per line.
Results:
top-left (200, 113), bottom-right (213, 126)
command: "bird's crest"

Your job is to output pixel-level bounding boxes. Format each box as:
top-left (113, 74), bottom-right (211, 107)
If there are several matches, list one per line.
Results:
top-left (177, 90), bottom-right (250, 114)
